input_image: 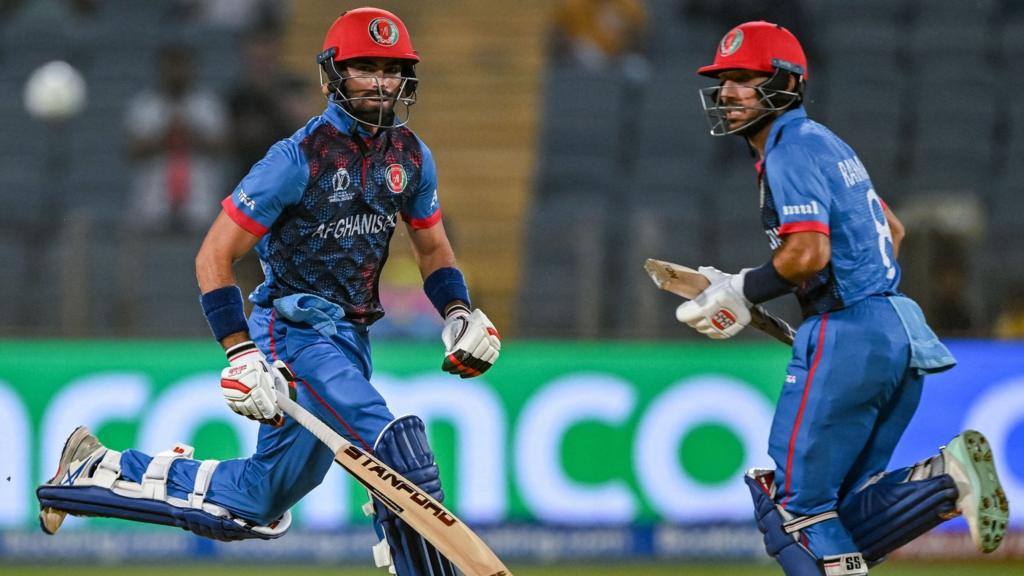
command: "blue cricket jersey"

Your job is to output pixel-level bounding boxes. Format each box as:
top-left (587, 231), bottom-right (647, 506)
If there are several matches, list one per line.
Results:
top-left (222, 101), bottom-right (442, 324)
top-left (759, 106), bottom-right (900, 317)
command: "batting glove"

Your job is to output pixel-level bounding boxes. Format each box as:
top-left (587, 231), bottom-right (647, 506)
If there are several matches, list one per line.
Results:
top-left (441, 305), bottom-right (501, 378)
top-left (675, 267), bottom-right (752, 339)
top-left (220, 341), bottom-right (286, 426)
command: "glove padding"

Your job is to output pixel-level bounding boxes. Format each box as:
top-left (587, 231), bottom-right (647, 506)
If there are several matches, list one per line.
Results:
top-left (441, 306), bottom-right (501, 378)
top-left (675, 266), bottom-right (752, 339)
top-left (220, 341), bottom-right (286, 426)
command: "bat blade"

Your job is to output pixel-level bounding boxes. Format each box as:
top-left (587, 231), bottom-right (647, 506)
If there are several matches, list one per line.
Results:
top-left (643, 258), bottom-right (796, 346)
top-left (276, 392), bottom-right (513, 576)
top-left (644, 258), bottom-right (710, 300)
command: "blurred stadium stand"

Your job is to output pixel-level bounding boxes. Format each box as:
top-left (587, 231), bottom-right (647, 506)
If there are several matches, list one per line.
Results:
top-left (522, 0), bottom-right (1019, 338)
top-left (0, 0), bottom-right (1019, 339)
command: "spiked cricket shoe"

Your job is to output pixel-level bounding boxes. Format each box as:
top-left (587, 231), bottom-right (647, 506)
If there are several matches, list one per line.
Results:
top-left (943, 430), bottom-right (1009, 553)
top-left (38, 426), bottom-right (107, 535)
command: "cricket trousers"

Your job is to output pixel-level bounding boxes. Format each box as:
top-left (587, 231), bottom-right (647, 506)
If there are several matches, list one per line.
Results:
top-left (117, 304), bottom-right (395, 525)
top-left (768, 295), bottom-right (926, 556)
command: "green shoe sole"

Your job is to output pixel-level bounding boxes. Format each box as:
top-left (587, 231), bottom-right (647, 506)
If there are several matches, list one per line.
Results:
top-left (944, 430), bottom-right (1010, 553)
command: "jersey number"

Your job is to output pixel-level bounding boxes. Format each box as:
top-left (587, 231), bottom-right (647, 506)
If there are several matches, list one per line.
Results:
top-left (866, 188), bottom-right (896, 280)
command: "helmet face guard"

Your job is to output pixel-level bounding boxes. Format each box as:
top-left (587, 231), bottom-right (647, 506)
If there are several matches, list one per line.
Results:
top-left (698, 67), bottom-right (802, 137)
top-left (696, 21), bottom-right (807, 137)
top-left (318, 8), bottom-right (420, 130)
top-left (318, 49), bottom-right (417, 129)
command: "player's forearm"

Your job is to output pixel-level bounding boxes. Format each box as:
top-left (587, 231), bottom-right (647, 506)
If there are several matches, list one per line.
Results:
top-left (772, 231), bottom-right (831, 283)
top-left (195, 243), bottom-right (239, 294)
top-left (415, 249), bottom-right (457, 281)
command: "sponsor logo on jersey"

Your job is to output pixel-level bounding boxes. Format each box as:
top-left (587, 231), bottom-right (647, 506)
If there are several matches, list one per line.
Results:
top-left (782, 201), bottom-right (820, 216)
top-left (785, 374), bottom-right (797, 384)
top-left (720, 28), bottom-right (744, 57)
top-left (368, 17), bottom-right (400, 47)
top-left (385, 163), bottom-right (408, 194)
top-left (237, 188), bottom-right (256, 210)
top-left (328, 169), bottom-right (355, 203)
top-left (837, 156), bottom-right (870, 187)
top-left (312, 212), bottom-right (397, 239)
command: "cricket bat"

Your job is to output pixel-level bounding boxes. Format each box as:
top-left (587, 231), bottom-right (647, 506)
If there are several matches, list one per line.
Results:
top-left (274, 366), bottom-right (511, 576)
top-left (644, 258), bottom-right (796, 346)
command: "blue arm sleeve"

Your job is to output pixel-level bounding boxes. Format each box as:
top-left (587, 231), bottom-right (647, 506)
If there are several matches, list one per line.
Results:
top-left (222, 139), bottom-right (309, 236)
top-left (402, 138), bottom-right (442, 229)
top-left (766, 144), bottom-right (831, 236)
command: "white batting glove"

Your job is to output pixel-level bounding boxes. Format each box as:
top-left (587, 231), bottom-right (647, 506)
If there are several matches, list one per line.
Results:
top-left (441, 305), bottom-right (501, 378)
top-left (220, 341), bottom-right (285, 426)
top-left (675, 267), bottom-right (752, 339)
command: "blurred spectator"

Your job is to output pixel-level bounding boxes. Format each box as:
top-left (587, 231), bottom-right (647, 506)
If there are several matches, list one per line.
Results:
top-left (552, 0), bottom-right (650, 78)
top-left (124, 44), bottom-right (227, 234)
top-left (226, 28), bottom-right (302, 183)
top-left (994, 284), bottom-right (1024, 339)
top-left (170, 0), bottom-right (289, 32)
top-left (1, 0), bottom-right (102, 69)
top-left (927, 233), bottom-right (974, 336)
top-left (0, 0), bottom-right (25, 23)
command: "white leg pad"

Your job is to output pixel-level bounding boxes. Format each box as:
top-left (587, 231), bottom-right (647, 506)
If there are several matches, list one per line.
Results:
top-left (373, 537), bottom-right (397, 574)
top-left (91, 449), bottom-right (123, 489)
top-left (142, 443), bottom-right (195, 501)
top-left (189, 459), bottom-right (220, 509)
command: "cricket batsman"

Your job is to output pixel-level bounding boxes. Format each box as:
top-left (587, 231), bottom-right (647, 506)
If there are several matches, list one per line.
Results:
top-left (36, 7), bottom-right (500, 576)
top-left (675, 20), bottom-right (1009, 575)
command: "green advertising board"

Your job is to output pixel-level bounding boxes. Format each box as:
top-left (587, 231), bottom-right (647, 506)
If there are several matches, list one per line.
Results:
top-left (0, 340), bottom-right (792, 529)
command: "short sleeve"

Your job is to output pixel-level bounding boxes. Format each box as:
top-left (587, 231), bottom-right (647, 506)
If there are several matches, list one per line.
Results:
top-left (222, 139), bottom-right (309, 237)
top-left (765, 144), bottom-right (831, 237)
top-left (401, 138), bottom-right (442, 229)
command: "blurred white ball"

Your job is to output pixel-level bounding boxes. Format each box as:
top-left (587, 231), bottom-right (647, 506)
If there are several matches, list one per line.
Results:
top-left (23, 60), bottom-right (88, 121)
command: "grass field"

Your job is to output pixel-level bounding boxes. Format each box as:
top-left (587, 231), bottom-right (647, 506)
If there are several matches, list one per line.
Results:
top-left (4, 562), bottom-right (1022, 576)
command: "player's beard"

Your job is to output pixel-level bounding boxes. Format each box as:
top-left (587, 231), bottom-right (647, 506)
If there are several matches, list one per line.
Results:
top-left (346, 92), bottom-right (398, 126)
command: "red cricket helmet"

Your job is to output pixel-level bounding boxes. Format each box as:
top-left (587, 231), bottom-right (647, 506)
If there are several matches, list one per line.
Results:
top-left (320, 7), bottom-right (419, 65)
top-left (698, 21), bottom-right (807, 79)
top-left (317, 7), bottom-right (420, 129)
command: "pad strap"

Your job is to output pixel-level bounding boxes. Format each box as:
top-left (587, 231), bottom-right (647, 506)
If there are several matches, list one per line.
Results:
top-left (142, 443), bottom-right (194, 501)
top-left (784, 510), bottom-right (840, 534)
top-left (91, 449), bottom-right (123, 489)
top-left (190, 459), bottom-right (220, 509)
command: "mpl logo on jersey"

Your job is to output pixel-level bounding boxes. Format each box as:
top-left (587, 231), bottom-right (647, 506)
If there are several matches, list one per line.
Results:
top-left (368, 17), bottom-right (400, 47)
top-left (385, 163), bottom-right (408, 194)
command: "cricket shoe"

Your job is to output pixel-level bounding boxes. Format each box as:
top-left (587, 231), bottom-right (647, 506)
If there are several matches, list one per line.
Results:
top-left (942, 430), bottom-right (1009, 553)
top-left (38, 426), bottom-right (108, 535)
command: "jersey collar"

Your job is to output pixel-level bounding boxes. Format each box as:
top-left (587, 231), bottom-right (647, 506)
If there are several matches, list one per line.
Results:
top-left (765, 105), bottom-right (807, 157)
top-left (323, 100), bottom-right (375, 138)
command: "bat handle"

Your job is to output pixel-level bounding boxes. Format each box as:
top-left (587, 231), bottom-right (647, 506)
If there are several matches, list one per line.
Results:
top-left (750, 306), bottom-right (796, 346)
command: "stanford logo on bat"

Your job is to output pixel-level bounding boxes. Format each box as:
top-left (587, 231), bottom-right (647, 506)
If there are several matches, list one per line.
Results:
top-left (368, 17), bottom-right (400, 47)
top-left (386, 163), bottom-right (408, 193)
